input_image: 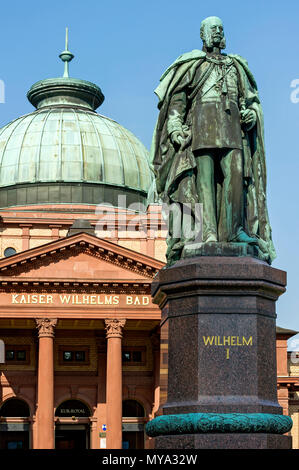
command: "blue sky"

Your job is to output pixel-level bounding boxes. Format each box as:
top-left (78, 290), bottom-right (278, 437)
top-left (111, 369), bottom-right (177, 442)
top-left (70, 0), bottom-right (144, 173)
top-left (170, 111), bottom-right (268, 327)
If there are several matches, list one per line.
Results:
top-left (0, 0), bottom-right (298, 346)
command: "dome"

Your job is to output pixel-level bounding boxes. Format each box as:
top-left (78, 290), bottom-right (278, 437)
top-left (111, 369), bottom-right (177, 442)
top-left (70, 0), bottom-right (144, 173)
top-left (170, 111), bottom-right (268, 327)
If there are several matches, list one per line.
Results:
top-left (0, 36), bottom-right (152, 208)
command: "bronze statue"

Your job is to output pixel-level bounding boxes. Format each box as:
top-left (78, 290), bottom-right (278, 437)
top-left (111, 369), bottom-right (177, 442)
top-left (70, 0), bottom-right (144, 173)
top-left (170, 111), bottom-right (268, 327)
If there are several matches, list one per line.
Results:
top-left (150, 16), bottom-right (275, 265)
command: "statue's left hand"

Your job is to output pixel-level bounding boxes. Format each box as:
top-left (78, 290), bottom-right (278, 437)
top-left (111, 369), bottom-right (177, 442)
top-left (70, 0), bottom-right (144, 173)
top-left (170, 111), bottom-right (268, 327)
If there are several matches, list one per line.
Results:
top-left (241, 109), bottom-right (256, 130)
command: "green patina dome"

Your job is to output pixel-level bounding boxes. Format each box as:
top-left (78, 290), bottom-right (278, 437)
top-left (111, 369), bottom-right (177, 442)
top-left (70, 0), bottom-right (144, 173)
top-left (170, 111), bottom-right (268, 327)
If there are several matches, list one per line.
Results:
top-left (0, 36), bottom-right (152, 208)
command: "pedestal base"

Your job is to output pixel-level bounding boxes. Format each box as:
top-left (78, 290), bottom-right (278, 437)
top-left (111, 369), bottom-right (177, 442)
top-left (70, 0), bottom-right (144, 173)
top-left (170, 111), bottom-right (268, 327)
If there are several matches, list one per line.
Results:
top-left (149, 256), bottom-right (291, 449)
top-left (182, 242), bottom-right (259, 259)
top-left (155, 433), bottom-right (292, 449)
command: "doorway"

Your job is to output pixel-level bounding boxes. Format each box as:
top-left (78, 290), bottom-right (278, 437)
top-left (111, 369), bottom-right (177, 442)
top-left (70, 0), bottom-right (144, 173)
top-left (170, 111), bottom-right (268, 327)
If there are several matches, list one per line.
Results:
top-left (55, 425), bottom-right (89, 449)
top-left (122, 400), bottom-right (145, 449)
top-left (55, 399), bottom-right (91, 449)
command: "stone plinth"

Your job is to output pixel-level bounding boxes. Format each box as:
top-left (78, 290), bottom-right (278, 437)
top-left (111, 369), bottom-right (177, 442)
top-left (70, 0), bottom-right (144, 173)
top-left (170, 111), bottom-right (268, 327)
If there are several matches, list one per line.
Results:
top-left (155, 434), bottom-right (291, 449)
top-left (150, 256), bottom-right (292, 449)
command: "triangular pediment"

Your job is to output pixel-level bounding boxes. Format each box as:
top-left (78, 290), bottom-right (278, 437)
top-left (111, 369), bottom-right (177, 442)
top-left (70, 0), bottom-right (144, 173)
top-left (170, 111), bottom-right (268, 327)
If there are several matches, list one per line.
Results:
top-left (0, 232), bottom-right (164, 285)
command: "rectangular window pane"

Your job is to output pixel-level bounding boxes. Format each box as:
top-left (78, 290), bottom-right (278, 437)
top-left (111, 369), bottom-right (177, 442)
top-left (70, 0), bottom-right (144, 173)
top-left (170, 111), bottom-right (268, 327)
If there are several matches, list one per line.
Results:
top-left (6, 350), bottom-right (14, 360)
top-left (16, 350), bottom-right (26, 361)
top-left (63, 351), bottom-right (73, 361)
top-left (75, 351), bottom-right (85, 362)
top-left (122, 352), bottom-right (131, 362)
top-left (132, 351), bottom-right (142, 362)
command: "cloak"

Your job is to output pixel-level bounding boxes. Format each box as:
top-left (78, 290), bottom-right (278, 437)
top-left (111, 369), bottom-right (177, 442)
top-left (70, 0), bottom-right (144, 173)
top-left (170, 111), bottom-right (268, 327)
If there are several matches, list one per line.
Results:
top-left (149, 49), bottom-right (276, 263)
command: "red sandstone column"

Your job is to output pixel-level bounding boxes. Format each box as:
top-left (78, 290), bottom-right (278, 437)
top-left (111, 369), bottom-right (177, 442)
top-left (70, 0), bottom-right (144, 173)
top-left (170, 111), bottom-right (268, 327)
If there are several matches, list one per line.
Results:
top-left (35, 318), bottom-right (57, 449)
top-left (105, 319), bottom-right (126, 449)
top-left (96, 336), bottom-right (107, 449)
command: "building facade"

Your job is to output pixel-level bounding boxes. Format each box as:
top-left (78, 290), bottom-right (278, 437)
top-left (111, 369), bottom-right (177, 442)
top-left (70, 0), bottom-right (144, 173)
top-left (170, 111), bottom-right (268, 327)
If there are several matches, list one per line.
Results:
top-left (276, 327), bottom-right (299, 447)
top-left (0, 43), bottom-right (167, 449)
top-left (0, 43), bottom-right (298, 450)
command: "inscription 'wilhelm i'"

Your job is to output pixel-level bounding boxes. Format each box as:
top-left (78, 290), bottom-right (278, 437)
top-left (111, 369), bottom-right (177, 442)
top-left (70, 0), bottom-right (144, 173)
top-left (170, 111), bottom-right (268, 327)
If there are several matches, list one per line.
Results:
top-left (202, 335), bottom-right (253, 360)
top-left (203, 336), bottom-right (253, 346)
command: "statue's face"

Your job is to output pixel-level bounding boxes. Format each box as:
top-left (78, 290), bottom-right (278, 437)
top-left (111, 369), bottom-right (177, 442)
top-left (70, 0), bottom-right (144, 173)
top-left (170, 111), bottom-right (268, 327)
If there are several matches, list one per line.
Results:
top-left (200, 16), bottom-right (226, 49)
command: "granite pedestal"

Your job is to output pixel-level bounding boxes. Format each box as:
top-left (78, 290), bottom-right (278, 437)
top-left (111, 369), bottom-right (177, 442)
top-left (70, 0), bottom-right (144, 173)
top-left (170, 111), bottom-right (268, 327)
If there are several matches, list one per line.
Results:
top-left (150, 255), bottom-right (292, 449)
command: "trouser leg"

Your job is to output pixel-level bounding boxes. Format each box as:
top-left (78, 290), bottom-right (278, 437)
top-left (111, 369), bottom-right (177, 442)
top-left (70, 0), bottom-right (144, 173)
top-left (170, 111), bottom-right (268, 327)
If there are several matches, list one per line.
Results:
top-left (195, 152), bottom-right (217, 241)
top-left (220, 149), bottom-right (244, 241)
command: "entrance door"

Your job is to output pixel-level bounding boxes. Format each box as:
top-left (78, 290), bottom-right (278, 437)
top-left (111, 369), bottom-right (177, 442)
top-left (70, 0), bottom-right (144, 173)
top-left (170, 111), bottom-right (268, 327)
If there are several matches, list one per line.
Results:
top-left (55, 399), bottom-right (91, 449)
top-left (122, 431), bottom-right (144, 449)
top-left (55, 427), bottom-right (88, 449)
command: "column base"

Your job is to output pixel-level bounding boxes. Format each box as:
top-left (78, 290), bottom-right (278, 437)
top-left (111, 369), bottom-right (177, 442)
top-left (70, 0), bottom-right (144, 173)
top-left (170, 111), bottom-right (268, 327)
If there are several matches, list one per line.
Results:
top-left (155, 433), bottom-right (292, 449)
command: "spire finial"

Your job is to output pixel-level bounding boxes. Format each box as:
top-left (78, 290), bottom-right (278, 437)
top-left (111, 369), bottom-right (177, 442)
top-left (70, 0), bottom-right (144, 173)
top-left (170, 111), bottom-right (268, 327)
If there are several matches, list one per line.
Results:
top-left (59, 27), bottom-right (74, 78)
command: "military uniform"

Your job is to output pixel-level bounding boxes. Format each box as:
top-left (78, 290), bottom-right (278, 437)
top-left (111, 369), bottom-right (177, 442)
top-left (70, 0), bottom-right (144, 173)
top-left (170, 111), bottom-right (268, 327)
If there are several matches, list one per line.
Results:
top-left (167, 55), bottom-right (245, 242)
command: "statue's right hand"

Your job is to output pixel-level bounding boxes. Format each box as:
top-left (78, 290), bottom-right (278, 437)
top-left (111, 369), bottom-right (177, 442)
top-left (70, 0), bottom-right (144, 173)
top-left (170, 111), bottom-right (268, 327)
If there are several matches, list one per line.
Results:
top-left (170, 131), bottom-right (185, 146)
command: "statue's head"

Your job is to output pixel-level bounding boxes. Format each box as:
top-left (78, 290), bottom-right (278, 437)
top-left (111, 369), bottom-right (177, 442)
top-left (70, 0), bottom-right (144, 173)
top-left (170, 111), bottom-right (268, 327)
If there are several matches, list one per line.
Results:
top-left (200, 16), bottom-right (226, 50)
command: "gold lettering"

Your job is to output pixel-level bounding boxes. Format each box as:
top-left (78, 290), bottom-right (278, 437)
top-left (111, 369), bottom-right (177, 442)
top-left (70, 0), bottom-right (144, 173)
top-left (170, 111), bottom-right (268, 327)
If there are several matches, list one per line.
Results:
top-left (47, 295), bottom-right (53, 304)
top-left (142, 296), bottom-right (149, 305)
top-left (12, 294), bottom-right (19, 303)
top-left (60, 295), bottom-right (71, 304)
top-left (217, 336), bottom-right (223, 346)
top-left (75, 295), bottom-right (82, 305)
top-left (113, 296), bottom-right (119, 305)
top-left (243, 336), bottom-right (253, 346)
top-left (223, 336), bottom-right (230, 346)
top-left (134, 297), bottom-right (140, 305)
top-left (83, 295), bottom-right (89, 304)
top-left (203, 336), bottom-right (214, 346)
top-left (90, 295), bottom-right (96, 305)
top-left (126, 296), bottom-right (133, 305)
top-left (31, 294), bottom-right (38, 304)
top-left (226, 348), bottom-right (230, 359)
top-left (97, 295), bottom-right (103, 305)
top-left (231, 336), bottom-right (236, 346)
top-left (237, 337), bottom-right (242, 346)
top-left (20, 295), bottom-right (26, 304)
top-left (105, 296), bottom-right (112, 305)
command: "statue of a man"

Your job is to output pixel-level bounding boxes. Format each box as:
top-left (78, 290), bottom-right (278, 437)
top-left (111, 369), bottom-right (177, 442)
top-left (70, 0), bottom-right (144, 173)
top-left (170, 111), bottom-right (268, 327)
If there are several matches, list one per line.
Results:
top-left (150, 16), bottom-right (276, 265)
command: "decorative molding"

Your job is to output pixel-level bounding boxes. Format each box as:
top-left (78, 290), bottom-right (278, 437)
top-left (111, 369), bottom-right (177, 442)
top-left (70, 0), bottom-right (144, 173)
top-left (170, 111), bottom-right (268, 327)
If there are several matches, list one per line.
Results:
top-left (0, 280), bottom-right (151, 294)
top-left (145, 413), bottom-right (293, 437)
top-left (35, 318), bottom-right (58, 338)
top-left (105, 319), bottom-right (126, 339)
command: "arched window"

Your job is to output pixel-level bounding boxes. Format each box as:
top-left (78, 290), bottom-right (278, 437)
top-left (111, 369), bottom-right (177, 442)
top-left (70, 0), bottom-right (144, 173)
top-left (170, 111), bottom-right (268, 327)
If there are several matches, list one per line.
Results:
top-left (55, 400), bottom-right (91, 417)
top-left (0, 398), bottom-right (30, 417)
top-left (122, 400), bottom-right (145, 417)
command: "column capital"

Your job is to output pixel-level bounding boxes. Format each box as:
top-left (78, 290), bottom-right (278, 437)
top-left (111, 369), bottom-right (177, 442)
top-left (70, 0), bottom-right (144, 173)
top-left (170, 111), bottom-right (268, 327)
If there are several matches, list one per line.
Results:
top-left (105, 319), bottom-right (126, 339)
top-left (35, 318), bottom-right (58, 338)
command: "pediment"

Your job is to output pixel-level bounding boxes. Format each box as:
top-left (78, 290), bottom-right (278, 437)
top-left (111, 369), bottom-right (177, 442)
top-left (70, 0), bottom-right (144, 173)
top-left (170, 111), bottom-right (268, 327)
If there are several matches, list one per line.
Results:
top-left (0, 232), bottom-right (164, 285)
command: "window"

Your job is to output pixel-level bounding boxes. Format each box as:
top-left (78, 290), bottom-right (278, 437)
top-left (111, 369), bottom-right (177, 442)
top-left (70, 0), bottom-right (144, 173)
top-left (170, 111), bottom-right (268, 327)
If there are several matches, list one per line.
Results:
top-left (62, 350), bottom-right (86, 362)
top-left (0, 399), bottom-right (30, 417)
top-left (5, 346), bottom-right (30, 364)
top-left (59, 346), bottom-right (89, 365)
top-left (7, 441), bottom-right (24, 450)
top-left (4, 247), bottom-right (16, 257)
top-left (75, 351), bottom-right (86, 361)
top-left (122, 347), bottom-right (146, 365)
